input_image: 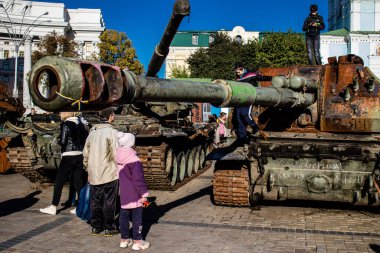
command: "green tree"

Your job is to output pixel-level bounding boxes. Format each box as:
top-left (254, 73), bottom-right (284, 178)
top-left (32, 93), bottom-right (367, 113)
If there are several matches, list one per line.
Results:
top-left (170, 64), bottom-right (190, 78)
top-left (32, 31), bottom-right (78, 64)
top-left (187, 32), bottom-right (244, 80)
top-left (187, 31), bottom-right (308, 79)
top-left (257, 31), bottom-right (308, 67)
top-left (98, 30), bottom-right (144, 75)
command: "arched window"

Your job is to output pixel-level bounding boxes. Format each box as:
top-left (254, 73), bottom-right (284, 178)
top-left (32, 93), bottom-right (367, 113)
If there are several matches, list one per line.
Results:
top-left (192, 34), bottom-right (198, 45)
top-left (376, 44), bottom-right (380, 56)
top-left (209, 33), bottom-right (215, 44)
top-left (235, 35), bottom-right (242, 45)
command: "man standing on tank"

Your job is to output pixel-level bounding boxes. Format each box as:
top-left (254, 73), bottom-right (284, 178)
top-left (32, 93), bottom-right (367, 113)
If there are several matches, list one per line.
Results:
top-left (303, 4), bottom-right (325, 65)
top-left (83, 107), bottom-right (119, 236)
top-left (233, 62), bottom-right (272, 145)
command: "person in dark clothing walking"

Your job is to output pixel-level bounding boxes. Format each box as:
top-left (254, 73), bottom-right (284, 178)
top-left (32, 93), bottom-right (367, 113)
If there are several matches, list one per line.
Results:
top-left (233, 62), bottom-right (272, 145)
top-left (40, 112), bottom-right (88, 215)
top-left (303, 4), bottom-right (325, 65)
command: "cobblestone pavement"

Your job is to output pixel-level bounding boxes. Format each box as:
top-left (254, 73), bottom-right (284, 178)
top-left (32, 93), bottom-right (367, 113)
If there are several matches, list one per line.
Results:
top-left (1, 168), bottom-right (380, 253)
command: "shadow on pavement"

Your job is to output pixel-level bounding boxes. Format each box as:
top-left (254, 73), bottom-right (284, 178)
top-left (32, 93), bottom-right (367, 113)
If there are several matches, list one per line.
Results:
top-left (0, 190), bottom-right (41, 217)
top-left (258, 199), bottom-right (380, 215)
top-left (370, 244), bottom-right (380, 253)
top-left (142, 185), bottom-right (212, 238)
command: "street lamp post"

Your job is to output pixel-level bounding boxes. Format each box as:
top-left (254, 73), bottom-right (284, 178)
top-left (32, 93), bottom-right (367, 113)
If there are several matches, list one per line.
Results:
top-left (0, 3), bottom-right (49, 102)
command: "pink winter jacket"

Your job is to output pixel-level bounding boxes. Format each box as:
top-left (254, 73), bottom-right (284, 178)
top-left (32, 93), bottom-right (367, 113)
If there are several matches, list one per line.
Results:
top-left (116, 147), bottom-right (149, 209)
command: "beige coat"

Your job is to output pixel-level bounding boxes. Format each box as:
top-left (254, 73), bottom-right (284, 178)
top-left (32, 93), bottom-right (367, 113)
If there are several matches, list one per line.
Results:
top-left (83, 123), bottom-right (119, 185)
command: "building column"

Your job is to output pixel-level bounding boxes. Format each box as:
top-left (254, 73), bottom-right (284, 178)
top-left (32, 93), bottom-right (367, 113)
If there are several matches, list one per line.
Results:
top-left (78, 40), bottom-right (84, 58)
top-left (23, 37), bottom-right (32, 109)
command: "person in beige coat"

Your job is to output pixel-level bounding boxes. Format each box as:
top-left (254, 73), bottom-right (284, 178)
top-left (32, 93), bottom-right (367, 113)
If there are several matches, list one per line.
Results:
top-left (83, 107), bottom-right (119, 236)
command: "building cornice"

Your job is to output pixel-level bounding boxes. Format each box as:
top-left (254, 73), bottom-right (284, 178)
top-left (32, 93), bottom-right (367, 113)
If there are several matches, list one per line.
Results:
top-left (69, 26), bottom-right (105, 32)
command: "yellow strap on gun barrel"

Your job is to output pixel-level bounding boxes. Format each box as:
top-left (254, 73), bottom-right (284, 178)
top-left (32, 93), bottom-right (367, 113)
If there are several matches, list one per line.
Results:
top-left (56, 92), bottom-right (88, 111)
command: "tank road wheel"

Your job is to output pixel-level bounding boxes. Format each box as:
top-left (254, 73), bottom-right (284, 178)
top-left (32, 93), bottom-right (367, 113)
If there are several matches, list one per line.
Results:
top-left (198, 146), bottom-right (206, 171)
top-left (186, 148), bottom-right (196, 177)
top-left (177, 151), bottom-right (186, 182)
top-left (213, 161), bottom-right (250, 207)
top-left (165, 148), bottom-right (173, 175)
top-left (193, 146), bottom-right (201, 174)
top-left (170, 153), bottom-right (180, 186)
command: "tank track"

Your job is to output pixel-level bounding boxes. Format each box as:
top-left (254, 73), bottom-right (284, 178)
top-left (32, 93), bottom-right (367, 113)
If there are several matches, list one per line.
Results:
top-left (7, 147), bottom-right (51, 183)
top-left (136, 143), bottom-right (209, 191)
top-left (213, 163), bottom-right (250, 206)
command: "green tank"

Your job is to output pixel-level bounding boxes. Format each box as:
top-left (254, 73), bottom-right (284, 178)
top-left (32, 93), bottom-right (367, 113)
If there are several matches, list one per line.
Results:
top-left (25, 0), bottom-right (215, 190)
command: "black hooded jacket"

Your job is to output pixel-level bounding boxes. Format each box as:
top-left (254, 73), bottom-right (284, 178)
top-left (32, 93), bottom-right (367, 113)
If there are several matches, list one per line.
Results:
top-left (302, 13), bottom-right (325, 37)
top-left (58, 119), bottom-right (88, 153)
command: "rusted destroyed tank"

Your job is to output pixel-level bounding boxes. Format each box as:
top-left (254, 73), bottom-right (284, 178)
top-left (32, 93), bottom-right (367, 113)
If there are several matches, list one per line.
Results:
top-left (0, 81), bottom-right (60, 182)
top-left (212, 54), bottom-right (380, 206)
top-left (0, 82), bottom-right (24, 173)
top-left (5, 113), bottom-right (61, 183)
top-left (28, 53), bottom-right (380, 205)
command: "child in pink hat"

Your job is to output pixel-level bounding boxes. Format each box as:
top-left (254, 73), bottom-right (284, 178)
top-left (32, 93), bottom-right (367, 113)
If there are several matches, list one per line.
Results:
top-left (115, 132), bottom-right (150, 250)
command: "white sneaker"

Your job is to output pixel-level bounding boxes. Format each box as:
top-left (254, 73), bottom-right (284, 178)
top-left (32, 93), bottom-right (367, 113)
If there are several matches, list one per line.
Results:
top-left (132, 240), bottom-right (150, 251)
top-left (70, 208), bottom-right (76, 214)
top-left (119, 239), bottom-right (133, 248)
top-left (39, 205), bottom-right (57, 215)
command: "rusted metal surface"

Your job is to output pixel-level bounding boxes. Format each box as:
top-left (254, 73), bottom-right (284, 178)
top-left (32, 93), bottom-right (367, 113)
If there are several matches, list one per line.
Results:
top-left (0, 137), bottom-right (11, 173)
top-left (83, 64), bottom-right (104, 102)
top-left (320, 59), bottom-right (380, 132)
top-left (0, 82), bottom-right (26, 174)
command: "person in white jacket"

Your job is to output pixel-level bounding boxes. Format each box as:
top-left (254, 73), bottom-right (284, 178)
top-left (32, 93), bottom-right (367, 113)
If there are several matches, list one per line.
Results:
top-left (83, 107), bottom-right (119, 236)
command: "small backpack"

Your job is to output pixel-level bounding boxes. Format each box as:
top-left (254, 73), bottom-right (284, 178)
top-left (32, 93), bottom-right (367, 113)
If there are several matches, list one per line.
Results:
top-left (76, 183), bottom-right (91, 221)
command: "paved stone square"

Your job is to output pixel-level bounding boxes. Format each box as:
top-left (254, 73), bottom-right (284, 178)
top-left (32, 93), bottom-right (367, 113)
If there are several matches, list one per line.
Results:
top-left (1, 168), bottom-right (380, 252)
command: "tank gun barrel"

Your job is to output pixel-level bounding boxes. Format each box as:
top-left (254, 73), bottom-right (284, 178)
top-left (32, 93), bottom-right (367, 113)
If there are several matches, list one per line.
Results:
top-left (146, 0), bottom-right (190, 77)
top-left (29, 57), bottom-right (316, 112)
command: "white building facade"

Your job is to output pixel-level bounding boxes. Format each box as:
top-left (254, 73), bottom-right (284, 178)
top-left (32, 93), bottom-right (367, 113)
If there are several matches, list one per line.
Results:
top-left (0, 0), bottom-right (105, 108)
top-left (321, 0), bottom-right (380, 77)
top-left (166, 26), bottom-right (259, 79)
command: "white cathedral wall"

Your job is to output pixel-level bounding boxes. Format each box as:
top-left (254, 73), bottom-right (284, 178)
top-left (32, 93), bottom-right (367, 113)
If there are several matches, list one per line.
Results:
top-left (320, 36), bottom-right (348, 64)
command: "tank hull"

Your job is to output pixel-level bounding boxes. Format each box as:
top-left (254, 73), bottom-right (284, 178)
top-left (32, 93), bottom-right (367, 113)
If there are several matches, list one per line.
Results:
top-left (212, 131), bottom-right (380, 206)
top-left (212, 55), bottom-right (380, 207)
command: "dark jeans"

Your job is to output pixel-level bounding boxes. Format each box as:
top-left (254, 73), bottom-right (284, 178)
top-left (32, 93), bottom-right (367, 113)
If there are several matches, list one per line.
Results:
top-left (306, 35), bottom-right (321, 65)
top-left (236, 106), bottom-right (258, 140)
top-left (119, 207), bottom-right (143, 240)
top-left (52, 155), bottom-right (84, 206)
top-left (90, 180), bottom-right (118, 230)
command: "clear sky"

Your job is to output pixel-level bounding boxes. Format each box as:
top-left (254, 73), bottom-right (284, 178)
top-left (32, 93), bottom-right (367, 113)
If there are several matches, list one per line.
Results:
top-left (36, 0), bottom-right (328, 77)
